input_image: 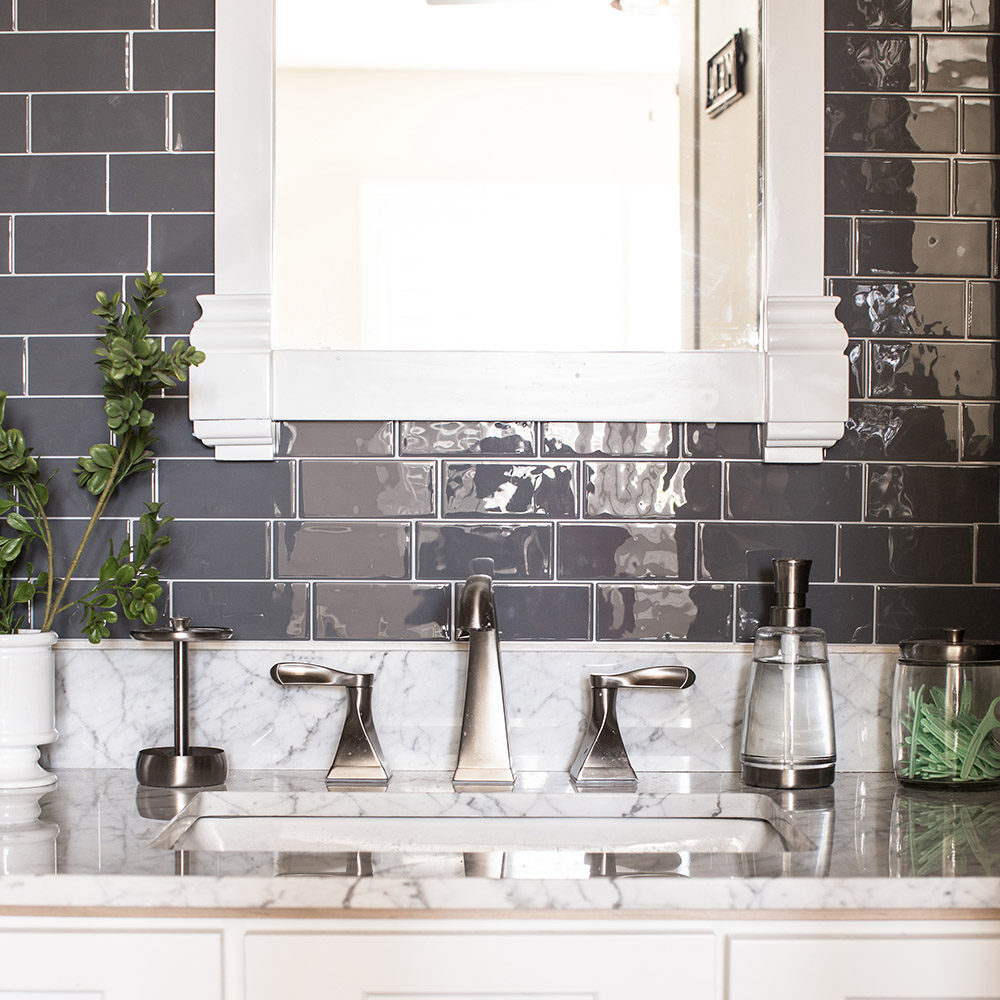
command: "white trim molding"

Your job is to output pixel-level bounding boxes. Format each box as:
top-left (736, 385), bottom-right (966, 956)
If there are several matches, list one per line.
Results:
top-left (193, 0), bottom-right (846, 462)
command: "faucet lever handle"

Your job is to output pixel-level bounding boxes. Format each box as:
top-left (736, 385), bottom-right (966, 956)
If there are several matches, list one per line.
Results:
top-left (591, 665), bottom-right (696, 690)
top-left (271, 662), bottom-right (371, 687)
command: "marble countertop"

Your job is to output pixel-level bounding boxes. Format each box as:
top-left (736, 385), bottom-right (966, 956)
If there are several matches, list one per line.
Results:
top-left (1, 769), bottom-right (998, 915)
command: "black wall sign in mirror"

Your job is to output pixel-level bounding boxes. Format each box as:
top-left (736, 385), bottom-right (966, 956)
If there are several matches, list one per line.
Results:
top-left (706, 30), bottom-right (746, 118)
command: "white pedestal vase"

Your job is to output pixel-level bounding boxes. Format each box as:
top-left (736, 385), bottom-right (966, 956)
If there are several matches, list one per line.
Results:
top-left (0, 631), bottom-right (58, 788)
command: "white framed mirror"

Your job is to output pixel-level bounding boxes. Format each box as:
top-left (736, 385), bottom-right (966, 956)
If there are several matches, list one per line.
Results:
top-left (190, 0), bottom-right (847, 462)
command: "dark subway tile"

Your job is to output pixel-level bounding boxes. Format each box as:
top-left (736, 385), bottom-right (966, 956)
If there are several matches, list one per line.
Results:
top-left (492, 584), bottom-right (590, 640)
top-left (314, 583), bottom-right (449, 640)
top-left (597, 583), bottom-right (733, 642)
top-left (698, 522), bottom-right (838, 582)
top-left (963, 402), bottom-right (1000, 460)
top-left (970, 281), bottom-right (999, 336)
top-left (14, 215), bottom-right (147, 275)
top-left (950, 0), bottom-right (1000, 27)
top-left (826, 95), bottom-right (957, 153)
top-left (32, 93), bottom-right (167, 152)
top-left (840, 524), bottom-right (973, 583)
top-left (156, 520), bottom-right (269, 579)
top-left (39, 578), bottom-right (164, 638)
top-left (826, 157), bottom-right (950, 215)
top-left (826, 0), bottom-right (944, 29)
top-left (132, 32), bottom-right (214, 91)
top-left (26, 336), bottom-right (104, 395)
top-left (876, 585), bottom-right (1000, 643)
top-left (444, 462), bottom-right (575, 517)
top-left (867, 463), bottom-right (1000, 521)
top-left (18, 0), bottom-right (151, 29)
top-left (847, 340), bottom-right (866, 397)
top-left (871, 341), bottom-right (997, 399)
top-left (962, 97), bottom-right (999, 153)
top-left (956, 160), bottom-right (1000, 215)
top-left (925, 36), bottom-right (1000, 92)
top-left (831, 279), bottom-right (965, 338)
top-left (109, 154), bottom-right (212, 212)
top-left (158, 0), bottom-right (215, 29)
top-left (171, 92), bottom-right (214, 151)
top-left (173, 581), bottom-right (308, 641)
top-left (558, 522), bottom-right (695, 581)
top-left (825, 35), bottom-right (918, 92)
top-left (542, 422), bottom-right (678, 457)
top-left (416, 523), bottom-right (551, 579)
top-left (825, 217), bottom-right (853, 275)
top-left (0, 395), bottom-right (109, 456)
top-left (146, 274), bottom-right (213, 334)
top-left (0, 155), bottom-right (105, 212)
top-left (976, 525), bottom-right (1000, 582)
top-left (276, 421), bottom-right (393, 457)
top-left (151, 214), bottom-right (214, 273)
top-left (0, 96), bottom-right (26, 153)
top-left (277, 521), bottom-right (410, 580)
top-left (683, 423), bottom-right (761, 459)
top-left (726, 464), bottom-right (863, 521)
top-left (857, 219), bottom-right (992, 276)
top-left (826, 401), bottom-right (960, 461)
top-left (0, 34), bottom-right (126, 91)
top-left (0, 337), bottom-right (23, 393)
top-left (736, 584), bottom-right (875, 644)
top-left (401, 421), bottom-right (534, 456)
top-left (301, 461), bottom-right (434, 517)
top-left (159, 459), bottom-right (293, 518)
top-left (585, 461), bottom-right (721, 519)
top-left (35, 461), bottom-right (150, 518)
top-left (147, 397), bottom-right (213, 457)
top-left (44, 518), bottom-right (128, 578)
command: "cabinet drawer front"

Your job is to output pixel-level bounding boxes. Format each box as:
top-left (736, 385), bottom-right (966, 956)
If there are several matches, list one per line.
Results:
top-left (245, 931), bottom-right (715, 1000)
top-left (0, 930), bottom-right (223, 1000)
top-left (729, 936), bottom-right (1000, 1000)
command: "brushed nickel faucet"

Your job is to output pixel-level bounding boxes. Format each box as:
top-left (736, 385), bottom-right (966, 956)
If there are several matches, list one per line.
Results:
top-left (453, 558), bottom-right (516, 786)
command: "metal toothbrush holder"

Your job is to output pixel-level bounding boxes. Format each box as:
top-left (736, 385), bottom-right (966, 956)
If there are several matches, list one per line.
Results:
top-left (131, 616), bottom-right (234, 788)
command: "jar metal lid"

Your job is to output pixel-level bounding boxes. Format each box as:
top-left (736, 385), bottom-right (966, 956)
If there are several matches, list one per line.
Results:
top-left (899, 628), bottom-right (1000, 664)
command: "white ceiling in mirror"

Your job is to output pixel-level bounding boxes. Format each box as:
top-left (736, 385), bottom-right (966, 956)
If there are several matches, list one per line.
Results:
top-left (190, 0), bottom-right (847, 463)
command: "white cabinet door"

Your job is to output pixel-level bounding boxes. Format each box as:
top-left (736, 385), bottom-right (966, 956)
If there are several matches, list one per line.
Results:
top-left (729, 935), bottom-right (1000, 1000)
top-left (245, 930), bottom-right (715, 1000)
top-left (0, 930), bottom-right (224, 1000)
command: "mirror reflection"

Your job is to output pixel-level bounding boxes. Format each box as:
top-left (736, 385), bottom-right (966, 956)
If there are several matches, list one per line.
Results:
top-left (275, 0), bottom-right (760, 353)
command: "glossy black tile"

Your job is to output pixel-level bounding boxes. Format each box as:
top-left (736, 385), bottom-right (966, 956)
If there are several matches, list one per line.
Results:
top-left (277, 422), bottom-right (393, 457)
top-left (32, 93), bottom-right (167, 153)
top-left (158, 0), bottom-right (215, 29)
top-left (37, 579), bottom-right (165, 639)
top-left (146, 397), bottom-right (212, 458)
top-left (150, 214), bottom-right (213, 274)
top-left (826, 0), bottom-right (944, 29)
top-left (925, 36), bottom-right (1000, 92)
top-left (14, 215), bottom-right (148, 274)
top-left (825, 217), bottom-right (853, 275)
top-left (301, 461), bottom-right (434, 518)
top-left (962, 97), bottom-right (999, 153)
top-left (826, 401), bottom-right (960, 461)
top-left (0, 338), bottom-right (22, 394)
top-left (585, 462), bottom-right (721, 519)
top-left (736, 584), bottom-right (875, 643)
top-left (975, 525), bottom-right (1000, 582)
top-left (35, 460), bottom-right (150, 518)
top-left (416, 523), bottom-right (551, 579)
top-left (970, 282), bottom-right (999, 337)
top-left (831, 280), bottom-right (965, 337)
top-left (683, 423), bottom-right (761, 459)
top-left (0, 155), bottom-right (105, 212)
top-left (867, 463), bottom-right (1000, 521)
top-left (1, 395), bottom-right (109, 457)
top-left (158, 459), bottom-right (294, 518)
top-left (726, 464), bottom-right (863, 521)
top-left (109, 153), bottom-right (213, 212)
top-left (826, 95), bottom-right (957, 152)
top-left (314, 583), bottom-right (449, 640)
top-left (45, 518), bottom-right (130, 578)
top-left (157, 520), bottom-right (269, 580)
top-left (848, 340), bottom-right (866, 397)
top-left (857, 219), bottom-right (992, 276)
top-left (173, 582), bottom-right (308, 641)
top-left (26, 336), bottom-right (105, 395)
top-left (876, 585), bottom-right (1000, 642)
top-left (698, 523), bottom-right (838, 582)
top-left (840, 524), bottom-right (973, 582)
top-left (132, 31), bottom-right (214, 91)
top-left (18, 0), bottom-right (152, 29)
top-left (597, 584), bottom-right (733, 642)
top-left (826, 157), bottom-right (950, 215)
top-left (492, 585), bottom-right (591, 640)
top-left (962, 402), bottom-right (1000, 459)
top-left (825, 35), bottom-right (918, 92)
top-left (171, 92), bottom-right (214, 152)
top-left (542, 422), bottom-right (678, 457)
top-left (277, 521), bottom-right (409, 580)
top-left (557, 522), bottom-right (695, 581)
top-left (0, 96), bottom-right (25, 153)
top-left (401, 421), bottom-right (534, 456)
top-left (444, 463), bottom-right (575, 517)
top-left (0, 34), bottom-right (127, 92)
top-left (956, 160), bottom-right (1000, 216)
top-left (950, 0), bottom-right (1000, 28)
top-left (871, 341), bottom-right (997, 398)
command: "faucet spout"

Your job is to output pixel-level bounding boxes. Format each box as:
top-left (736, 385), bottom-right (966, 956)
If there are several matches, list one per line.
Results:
top-left (453, 559), bottom-right (515, 786)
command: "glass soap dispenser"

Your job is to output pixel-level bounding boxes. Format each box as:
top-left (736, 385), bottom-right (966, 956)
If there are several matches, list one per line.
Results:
top-left (740, 558), bottom-right (837, 789)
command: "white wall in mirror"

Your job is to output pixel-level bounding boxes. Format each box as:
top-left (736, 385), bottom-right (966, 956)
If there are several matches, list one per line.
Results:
top-left (190, 0), bottom-right (847, 462)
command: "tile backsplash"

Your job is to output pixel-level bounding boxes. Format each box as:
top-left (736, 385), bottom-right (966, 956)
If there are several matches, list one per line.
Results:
top-left (1, 0), bottom-right (998, 645)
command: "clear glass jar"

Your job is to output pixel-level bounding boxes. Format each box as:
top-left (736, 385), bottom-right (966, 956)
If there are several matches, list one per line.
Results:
top-left (891, 632), bottom-right (1000, 788)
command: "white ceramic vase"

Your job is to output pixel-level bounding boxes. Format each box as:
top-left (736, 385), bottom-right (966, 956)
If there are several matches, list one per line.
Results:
top-left (0, 630), bottom-right (58, 788)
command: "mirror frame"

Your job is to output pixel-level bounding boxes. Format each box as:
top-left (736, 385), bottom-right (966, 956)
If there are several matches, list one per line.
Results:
top-left (191, 0), bottom-right (847, 462)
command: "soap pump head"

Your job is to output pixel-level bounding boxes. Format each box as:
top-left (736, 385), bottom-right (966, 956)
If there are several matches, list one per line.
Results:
top-left (770, 558), bottom-right (812, 627)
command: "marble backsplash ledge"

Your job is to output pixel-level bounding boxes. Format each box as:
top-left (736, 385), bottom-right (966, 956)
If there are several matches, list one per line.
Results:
top-left (43, 645), bottom-right (898, 775)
